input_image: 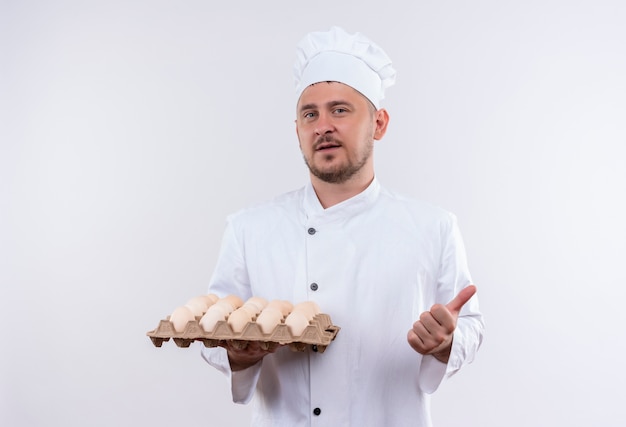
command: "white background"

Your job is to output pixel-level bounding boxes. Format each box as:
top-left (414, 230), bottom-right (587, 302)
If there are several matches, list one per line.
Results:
top-left (1, 1), bottom-right (625, 426)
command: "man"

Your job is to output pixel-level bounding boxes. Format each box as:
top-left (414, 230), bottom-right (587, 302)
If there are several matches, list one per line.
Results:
top-left (202, 26), bottom-right (484, 426)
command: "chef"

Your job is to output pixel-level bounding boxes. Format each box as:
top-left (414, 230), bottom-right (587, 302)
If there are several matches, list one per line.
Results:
top-left (201, 26), bottom-right (484, 427)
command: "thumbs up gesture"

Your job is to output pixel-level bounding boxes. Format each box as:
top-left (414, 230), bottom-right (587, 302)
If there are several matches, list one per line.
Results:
top-left (407, 285), bottom-right (477, 363)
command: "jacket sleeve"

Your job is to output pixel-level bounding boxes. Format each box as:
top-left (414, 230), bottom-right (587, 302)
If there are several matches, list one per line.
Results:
top-left (418, 213), bottom-right (485, 393)
top-left (200, 214), bottom-right (261, 404)
top-left (200, 345), bottom-right (262, 404)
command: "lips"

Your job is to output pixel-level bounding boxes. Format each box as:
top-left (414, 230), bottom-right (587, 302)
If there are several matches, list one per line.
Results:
top-left (316, 143), bottom-right (341, 151)
top-left (314, 137), bottom-right (341, 151)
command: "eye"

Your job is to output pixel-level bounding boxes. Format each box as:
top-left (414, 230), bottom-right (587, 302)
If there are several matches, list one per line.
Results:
top-left (333, 107), bottom-right (348, 114)
top-left (303, 111), bottom-right (317, 119)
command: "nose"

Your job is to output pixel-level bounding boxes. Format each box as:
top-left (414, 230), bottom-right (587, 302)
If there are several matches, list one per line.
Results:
top-left (314, 112), bottom-right (334, 135)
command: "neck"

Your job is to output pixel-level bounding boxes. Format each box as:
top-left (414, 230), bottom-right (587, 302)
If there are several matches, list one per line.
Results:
top-left (310, 171), bottom-right (374, 209)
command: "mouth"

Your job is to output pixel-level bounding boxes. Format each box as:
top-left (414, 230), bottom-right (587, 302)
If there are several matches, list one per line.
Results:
top-left (315, 140), bottom-right (342, 152)
top-left (316, 145), bottom-right (340, 152)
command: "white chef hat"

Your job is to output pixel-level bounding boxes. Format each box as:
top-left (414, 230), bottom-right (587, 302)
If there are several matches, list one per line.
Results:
top-left (293, 26), bottom-right (396, 109)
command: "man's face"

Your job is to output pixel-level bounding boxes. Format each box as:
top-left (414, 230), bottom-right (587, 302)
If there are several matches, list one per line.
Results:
top-left (295, 82), bottom-right (385, 184)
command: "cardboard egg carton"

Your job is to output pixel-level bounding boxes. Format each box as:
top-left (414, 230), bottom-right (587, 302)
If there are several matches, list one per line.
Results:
top-left (146, 313), bottom-right (340, 353)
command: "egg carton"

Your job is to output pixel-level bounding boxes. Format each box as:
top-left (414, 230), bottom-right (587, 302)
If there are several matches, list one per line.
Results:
top-left (146, 313), bottom-right (340, 353)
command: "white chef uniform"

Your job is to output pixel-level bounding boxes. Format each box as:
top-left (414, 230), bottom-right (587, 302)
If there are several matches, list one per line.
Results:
top-left (201, 178), bottom-right (484, 426)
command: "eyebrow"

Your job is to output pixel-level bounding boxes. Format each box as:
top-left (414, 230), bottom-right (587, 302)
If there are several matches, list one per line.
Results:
top-left (299, 99), bottom-right (355, 113)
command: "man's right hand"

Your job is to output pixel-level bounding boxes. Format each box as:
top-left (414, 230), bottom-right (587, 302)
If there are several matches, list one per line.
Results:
top-left (220, 340), bottom-right (281, 371)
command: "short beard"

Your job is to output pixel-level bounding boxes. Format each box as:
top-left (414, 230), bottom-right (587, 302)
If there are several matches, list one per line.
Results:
top-left (303, 137), bottom-right (373, 184)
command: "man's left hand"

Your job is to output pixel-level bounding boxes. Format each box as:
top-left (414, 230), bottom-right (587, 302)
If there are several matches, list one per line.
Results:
top-left (407, 285), bottom-right (477, 363)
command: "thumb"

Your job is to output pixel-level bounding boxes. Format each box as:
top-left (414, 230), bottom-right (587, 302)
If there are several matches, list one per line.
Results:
top-left (445, 284), bottom-right (477, 315)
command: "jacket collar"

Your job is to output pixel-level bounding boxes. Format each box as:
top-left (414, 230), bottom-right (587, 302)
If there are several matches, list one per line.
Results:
top-left (302, 177), bottom-right (381, 223)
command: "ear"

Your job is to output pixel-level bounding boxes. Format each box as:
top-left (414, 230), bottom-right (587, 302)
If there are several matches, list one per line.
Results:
top-left (373, 108), bottom-right (390, 140)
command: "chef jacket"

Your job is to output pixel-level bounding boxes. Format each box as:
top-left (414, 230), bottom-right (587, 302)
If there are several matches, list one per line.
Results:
top-left (201, 177), bottom-right (484, 427)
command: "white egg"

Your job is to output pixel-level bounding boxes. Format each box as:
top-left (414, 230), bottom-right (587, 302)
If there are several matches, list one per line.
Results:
top-left (215, 295), bottom-right (243, 313)
top-left (244, 296), bottom-right (268, 313)
top-left (267, 300), bottom-right (293, 317)
top-left (214, 300), bottom-right (236, 314)
top-left (204, 293), bottom-right (219, 305)
top-left (185, 297), bottom-right (209, 317)
top-left (222, 295), bottom-right (244, 309)
top-left (284, 310), bottom-right (311, 337)
top-left (242, 302), bottom-right (262, 316)
top-left (227, 307), bottom-right (253, 333)
top-left (207, 303), bottom-right (229, 316)
top-left (281, 300), bottom-right (294, 313)
top-left (199, 305), bottom-right (228, 332)
top-left (169, 306), bottom-right (196, 332)
top-left (292, 301), bottom-right (320, 321)
top-left (256, 307), bottom-right (284, 334)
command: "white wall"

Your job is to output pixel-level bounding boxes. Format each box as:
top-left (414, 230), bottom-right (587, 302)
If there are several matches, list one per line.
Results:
top-left (1, 1), bottom-right (625, 426)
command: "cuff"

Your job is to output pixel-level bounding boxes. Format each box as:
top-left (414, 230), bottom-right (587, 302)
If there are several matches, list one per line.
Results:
top-left (201, 346), bottom-right (262, 404)
top-left (417, 354), bottom-right (448, 394)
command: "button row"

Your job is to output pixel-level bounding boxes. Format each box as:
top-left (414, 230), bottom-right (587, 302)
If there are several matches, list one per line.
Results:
top-left (306, 226), bottom-right (322, 419)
